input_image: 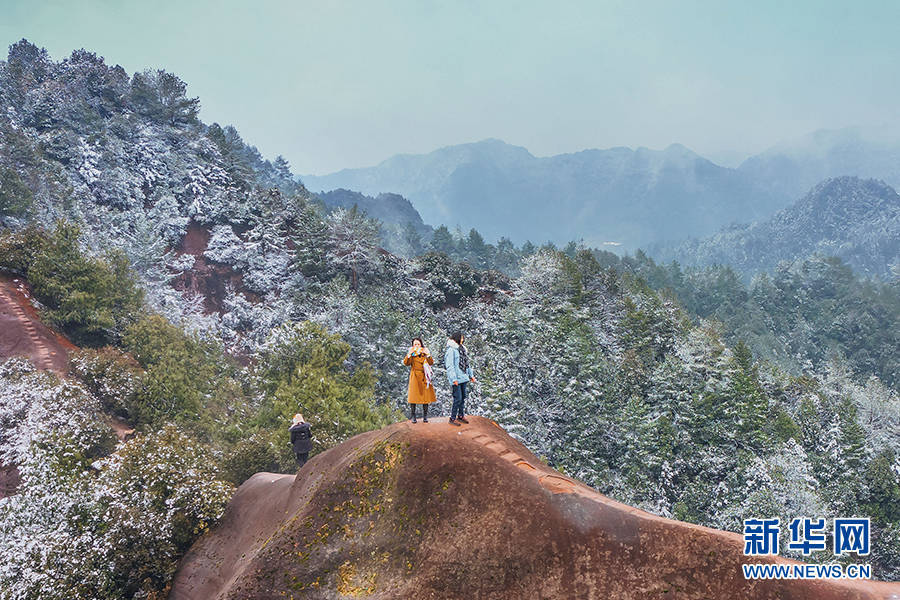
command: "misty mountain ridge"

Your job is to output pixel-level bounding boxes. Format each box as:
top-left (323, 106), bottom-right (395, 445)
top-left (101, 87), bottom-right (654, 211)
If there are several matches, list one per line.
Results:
top-left (303, 138), bottom-right (782, 250)
top-left (739, 125), bottom-right (900, 201)
top-left (654, 176), bottom-right (900, 280)
top-left (304, 127), bottom-right (900, 255)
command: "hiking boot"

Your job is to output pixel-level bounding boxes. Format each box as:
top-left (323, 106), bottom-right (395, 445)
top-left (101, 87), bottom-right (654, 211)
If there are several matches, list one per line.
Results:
top-left (411, 416), bottom-right (417, 423)
top-left (449, 418), bottom-right (460, 426)
top-left (457, 416), bottom-right (469, 424)
top-left (423, 417), bottom-right (429, 423)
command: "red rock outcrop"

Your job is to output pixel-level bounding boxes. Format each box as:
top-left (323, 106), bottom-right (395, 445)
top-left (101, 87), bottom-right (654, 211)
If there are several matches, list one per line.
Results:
top-left (0, 464), bottom-right (21, 499)
top-left (171, 221), bottom-right (258, 315)
top-left (0, 274), bottom-right (75, 373)
top-left (170, 416), bottom-right (900, 600)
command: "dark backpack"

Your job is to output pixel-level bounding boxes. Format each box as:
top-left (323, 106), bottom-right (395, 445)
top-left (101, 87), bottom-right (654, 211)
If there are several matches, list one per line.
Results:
top-left (290, 423), bottom-right (312, 452)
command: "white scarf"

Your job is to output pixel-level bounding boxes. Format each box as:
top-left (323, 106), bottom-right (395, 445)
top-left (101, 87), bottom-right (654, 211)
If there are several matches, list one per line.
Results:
top-left (424, 361), bottom-right (433, 387)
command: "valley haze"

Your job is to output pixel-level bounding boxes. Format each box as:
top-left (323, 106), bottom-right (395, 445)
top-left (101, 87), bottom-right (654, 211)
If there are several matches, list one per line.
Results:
top-left (303, 127), bottom-right (900, 251)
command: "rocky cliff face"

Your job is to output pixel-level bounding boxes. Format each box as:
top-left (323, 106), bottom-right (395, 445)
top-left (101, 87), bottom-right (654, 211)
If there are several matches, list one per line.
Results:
top-left (170, 417), bottom-right (897, 600)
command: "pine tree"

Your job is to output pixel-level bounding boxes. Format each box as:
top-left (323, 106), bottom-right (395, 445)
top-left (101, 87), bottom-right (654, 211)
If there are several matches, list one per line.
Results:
top-left (466, 228), bottom-right (489, 268)
top-left (494, 236), bottom-right (520, 274)
top-left (402, 222), bottom-right (424, 256)
top-left (207, 123), bottom-right (255, 187)
top-left (273, 155), bottom-right (292, 180)
top-left (733, 340), bottom-right (755, 374)
top-left (863, 449), bottom-right (900, 523)
top-left (0, 166), bottom-right (34, 217)
top-left (837, 395), bottom-right (868, 473)
top-left (4, 39), bottom-right (52, 108)
top-left (326, 206), bottom-right (380, 291)
top-left (797, 394), bottom-right (824, 456)
top-left (726, 341), bottom-right (768, 449)
top-left (429, 225), bottom-right (455, 254)
top-left (129, 70), bottom-right (199, 126)
top-left (291, 201), bottom-right (330, 281)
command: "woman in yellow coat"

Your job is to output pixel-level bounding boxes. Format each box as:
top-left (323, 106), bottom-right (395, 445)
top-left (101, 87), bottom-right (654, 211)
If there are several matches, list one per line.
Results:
top-left (404, 337), bottom-right (436, 423)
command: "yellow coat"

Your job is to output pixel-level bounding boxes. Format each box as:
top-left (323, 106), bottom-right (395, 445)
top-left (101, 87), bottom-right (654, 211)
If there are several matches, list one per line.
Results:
top-left (404, 352), bottom-right (437, 404)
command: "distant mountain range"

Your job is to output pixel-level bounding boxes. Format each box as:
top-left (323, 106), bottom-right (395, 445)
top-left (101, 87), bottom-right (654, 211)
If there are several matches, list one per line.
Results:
top-left (303, 128), bottom-right (900, 252)
top-left (653, 177), bottom-right (900, 280)
top-left (739, 127), bottom-right (900, 202)
top-left (303, 139), bottom-right (782, 250)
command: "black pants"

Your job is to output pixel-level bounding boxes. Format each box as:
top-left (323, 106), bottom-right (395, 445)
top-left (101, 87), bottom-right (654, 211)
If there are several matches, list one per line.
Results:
top-left (410, 403), bottom-right (429, 419)
top-left (451, 381), bottom-right (467, 419)
top-left (295, 451), bottom-right (309, 466)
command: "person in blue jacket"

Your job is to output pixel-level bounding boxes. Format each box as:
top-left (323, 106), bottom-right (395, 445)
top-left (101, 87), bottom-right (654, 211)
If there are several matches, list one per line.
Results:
top-left (445, 330), bottom-right (475, 426)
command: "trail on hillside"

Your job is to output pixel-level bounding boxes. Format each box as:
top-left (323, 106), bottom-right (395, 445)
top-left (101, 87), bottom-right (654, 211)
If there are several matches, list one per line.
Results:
top-left (0, 275), bottom-right (78, 499)
top-left (0, 275), bottom-right (73, 373)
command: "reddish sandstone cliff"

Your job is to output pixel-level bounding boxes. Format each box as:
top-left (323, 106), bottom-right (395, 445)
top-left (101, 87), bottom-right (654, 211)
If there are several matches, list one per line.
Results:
top-left (170, 416), bottom-right (900, 600)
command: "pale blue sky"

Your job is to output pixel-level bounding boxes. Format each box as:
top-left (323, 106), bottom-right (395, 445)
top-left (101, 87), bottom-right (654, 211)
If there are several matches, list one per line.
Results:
top-left (2, 0), bottom-right (899, 173)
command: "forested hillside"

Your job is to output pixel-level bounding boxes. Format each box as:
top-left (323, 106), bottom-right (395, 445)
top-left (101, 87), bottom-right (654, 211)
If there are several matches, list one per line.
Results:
top-left (592, 251), bottom-right (900, 390)
top-left (655, 177), bottom-right (900, 280)
top-left (316, 188), bottom-right (433, 257)
top-left (1, 40), bottom-right (899, 598)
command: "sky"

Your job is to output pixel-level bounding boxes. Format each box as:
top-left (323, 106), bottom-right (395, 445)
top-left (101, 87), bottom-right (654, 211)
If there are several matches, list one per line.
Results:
top-left (2, 0), bottom-right (899, 174)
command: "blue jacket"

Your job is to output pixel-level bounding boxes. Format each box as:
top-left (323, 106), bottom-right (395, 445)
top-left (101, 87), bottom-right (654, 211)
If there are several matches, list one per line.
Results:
top-left (444, 339), bottom-right (474, 385)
